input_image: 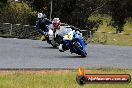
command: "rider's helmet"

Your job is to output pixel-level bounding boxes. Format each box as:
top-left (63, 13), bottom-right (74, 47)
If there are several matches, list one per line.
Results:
top-left (37, 13), bottom-right (46, 19)
top-left (37, 13), bottom-right (44, 18)
top-left (52, 18), bottom-right (61, 29)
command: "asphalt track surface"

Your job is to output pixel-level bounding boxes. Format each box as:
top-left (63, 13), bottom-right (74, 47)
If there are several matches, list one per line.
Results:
top-left (0, 37), bottom-right (132, 69)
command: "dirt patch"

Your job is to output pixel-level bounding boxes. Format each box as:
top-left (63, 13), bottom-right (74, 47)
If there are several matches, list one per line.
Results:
top-left (0, 70), bottom-right (72, 76)
top-left (0, 69), bottom-right (125, 76)
top-left (0, 71), bottom-right (17, 76)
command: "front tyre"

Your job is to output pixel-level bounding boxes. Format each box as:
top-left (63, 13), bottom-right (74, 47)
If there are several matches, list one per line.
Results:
top-left (73, 42), bottom-right (87, 57)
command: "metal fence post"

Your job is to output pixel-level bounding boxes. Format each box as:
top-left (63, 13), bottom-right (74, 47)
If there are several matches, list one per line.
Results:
top-left (90, 31), bottom-right (92, 43)
top-left (10, 24), bottom-right (13, 36)
top-left (3, 23), bottom-right (11, 36)
top-left (50, 0), bottom-right (53, 21)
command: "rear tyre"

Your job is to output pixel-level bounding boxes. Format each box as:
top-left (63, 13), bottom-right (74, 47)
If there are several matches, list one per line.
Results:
top-left (46, 36), bottom-right (58, 48)
top-left (50, 39), bottom-right (58, 48)
top-left (51, 43), bottom-right (58, 48)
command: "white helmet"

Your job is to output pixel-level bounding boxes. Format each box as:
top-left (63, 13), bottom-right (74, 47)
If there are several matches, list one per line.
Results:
top-left (37, 13), bottom-right (44, 18)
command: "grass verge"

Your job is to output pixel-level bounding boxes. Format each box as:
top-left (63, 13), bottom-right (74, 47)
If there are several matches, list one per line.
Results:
top-left (92, 32), bottom-right (132, 46)
top-left (0, 69), bottom-right (131, 88)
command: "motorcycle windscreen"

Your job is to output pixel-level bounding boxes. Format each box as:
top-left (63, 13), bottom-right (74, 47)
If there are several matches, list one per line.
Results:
top-left (63, 31), bottom-right (74, 40)
top-left (62, 26), bottom-right (73, 36)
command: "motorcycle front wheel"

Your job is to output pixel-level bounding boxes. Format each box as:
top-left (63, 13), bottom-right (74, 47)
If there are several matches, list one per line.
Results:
top-left (73, 42), bottom-right (87, 57)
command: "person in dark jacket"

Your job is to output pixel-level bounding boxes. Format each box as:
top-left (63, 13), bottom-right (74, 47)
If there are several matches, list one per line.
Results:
top-left (35, 13), bottom-right (52, 36)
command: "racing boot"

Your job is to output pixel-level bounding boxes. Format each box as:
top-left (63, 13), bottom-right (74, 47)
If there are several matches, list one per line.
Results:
top-left (41, 35), bottom-right (46, 41)
top-left (59, 44), bottom-right (64, 52)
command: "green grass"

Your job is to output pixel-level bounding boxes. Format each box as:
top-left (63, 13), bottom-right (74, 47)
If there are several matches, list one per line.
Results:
top-left (0, 69), bottom-right (131, 88)
top-left (88, 14), bottom-right (132, 46)
top-left (89, 14), bottom-right (132, 34)
top-left (124, 22), bottom-right (132, 34)
top-left (92, 32), bottom-right (132, 46)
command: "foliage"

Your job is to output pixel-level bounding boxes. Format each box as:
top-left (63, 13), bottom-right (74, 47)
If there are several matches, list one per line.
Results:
top-left (92, 32), bottom-right (132, 46)
top-left (0, 0), bottom-right (132, 31)
top-left (0, 0), bottom-right (7, 8)
top-left (0, 1), bottom-right (36, 25)
top-left (107, 0), bottom-right (132, 33)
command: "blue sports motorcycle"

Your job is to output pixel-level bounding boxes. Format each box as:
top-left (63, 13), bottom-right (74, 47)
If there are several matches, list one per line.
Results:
top-left (61, 30), bottom-right (87, 57)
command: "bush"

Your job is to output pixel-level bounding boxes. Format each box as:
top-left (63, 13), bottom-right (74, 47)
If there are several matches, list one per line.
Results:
top-left (0, 1), bottom-right (36, 25)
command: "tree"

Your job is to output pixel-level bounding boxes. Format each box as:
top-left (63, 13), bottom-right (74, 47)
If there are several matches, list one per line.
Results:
top-left (108, 0), bottom-right (132, 33)
top-left (0, 0), bottom-right (7, 8)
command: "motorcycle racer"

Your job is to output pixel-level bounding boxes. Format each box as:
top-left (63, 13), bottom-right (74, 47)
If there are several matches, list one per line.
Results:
top-left (35, 12), bottom-right (52, 41)
top-left (51, 18), bottom-right (83, 52)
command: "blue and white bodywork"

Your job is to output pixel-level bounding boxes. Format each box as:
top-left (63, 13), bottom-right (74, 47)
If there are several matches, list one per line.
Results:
top-left (62, 30), bottom-right (87, 57)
